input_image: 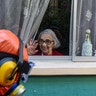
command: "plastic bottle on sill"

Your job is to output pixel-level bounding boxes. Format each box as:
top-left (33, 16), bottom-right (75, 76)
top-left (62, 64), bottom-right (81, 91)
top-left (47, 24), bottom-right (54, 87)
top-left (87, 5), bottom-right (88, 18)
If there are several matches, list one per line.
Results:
top-left (81, 29), bottom-right (92, 56)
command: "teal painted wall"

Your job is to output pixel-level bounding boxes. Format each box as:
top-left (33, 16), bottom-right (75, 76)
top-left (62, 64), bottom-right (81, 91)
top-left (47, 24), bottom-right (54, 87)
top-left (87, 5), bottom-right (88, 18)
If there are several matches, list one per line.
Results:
top-left (22, 76), bottom-right (96, 96)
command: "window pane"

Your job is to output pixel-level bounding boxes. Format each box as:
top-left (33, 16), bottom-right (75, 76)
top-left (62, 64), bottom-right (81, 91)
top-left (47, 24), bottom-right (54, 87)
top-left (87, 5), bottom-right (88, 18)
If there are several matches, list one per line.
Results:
top-left (72, 0), bottom-right (96, 61)
top-left (37, 0), bottom-right (71, 55)
top-left (0, 0), bottom-right (23, 35)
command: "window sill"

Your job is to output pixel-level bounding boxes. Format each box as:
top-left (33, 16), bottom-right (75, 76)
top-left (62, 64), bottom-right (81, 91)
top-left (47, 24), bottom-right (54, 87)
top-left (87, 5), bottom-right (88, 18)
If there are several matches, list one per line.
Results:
top-left (28, 56), bottom-right (96, 75)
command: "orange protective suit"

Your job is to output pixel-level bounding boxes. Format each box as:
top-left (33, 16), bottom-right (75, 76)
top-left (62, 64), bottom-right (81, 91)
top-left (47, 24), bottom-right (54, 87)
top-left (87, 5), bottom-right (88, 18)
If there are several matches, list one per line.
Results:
top-left (0, 29), bottom-right (28, 95)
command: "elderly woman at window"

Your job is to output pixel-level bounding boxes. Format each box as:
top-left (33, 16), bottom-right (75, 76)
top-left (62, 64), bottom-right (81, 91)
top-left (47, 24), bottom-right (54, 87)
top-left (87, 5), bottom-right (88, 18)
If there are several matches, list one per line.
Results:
top-left (27, 29), bottom-right (63, 56)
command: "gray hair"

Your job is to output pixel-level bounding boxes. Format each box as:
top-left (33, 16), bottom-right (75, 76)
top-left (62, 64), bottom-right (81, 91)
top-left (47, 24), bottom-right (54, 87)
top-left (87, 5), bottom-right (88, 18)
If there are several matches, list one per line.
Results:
top-left (38, 29), bottom-right (61, 49)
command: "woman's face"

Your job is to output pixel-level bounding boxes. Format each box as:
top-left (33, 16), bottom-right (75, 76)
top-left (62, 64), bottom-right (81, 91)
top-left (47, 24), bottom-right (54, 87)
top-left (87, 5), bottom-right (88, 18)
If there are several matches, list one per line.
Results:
top-left (38, 33), bottom-right (54, 55)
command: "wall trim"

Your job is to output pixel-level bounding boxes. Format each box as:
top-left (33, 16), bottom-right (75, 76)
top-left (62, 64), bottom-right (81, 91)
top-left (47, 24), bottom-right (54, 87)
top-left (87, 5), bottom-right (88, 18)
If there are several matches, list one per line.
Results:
top-left (29, 56), bottom-right (96, 75)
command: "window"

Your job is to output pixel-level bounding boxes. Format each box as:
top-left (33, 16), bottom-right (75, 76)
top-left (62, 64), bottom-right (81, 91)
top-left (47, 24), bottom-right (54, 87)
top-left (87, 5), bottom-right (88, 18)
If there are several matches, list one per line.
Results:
top-left (72, 0), bottom-right (96, 61)
top-left (29, 0), bottom-right (96, 75)
top-left (1, 0), bottom-right (96, 75)
top-left (36, 0), bottom-right (71, 56)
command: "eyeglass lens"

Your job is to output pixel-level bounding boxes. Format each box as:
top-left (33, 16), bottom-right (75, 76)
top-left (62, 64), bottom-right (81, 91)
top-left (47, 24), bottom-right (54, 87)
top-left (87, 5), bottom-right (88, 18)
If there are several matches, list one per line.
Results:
top-left (39, 39), bottom-right (53, 45)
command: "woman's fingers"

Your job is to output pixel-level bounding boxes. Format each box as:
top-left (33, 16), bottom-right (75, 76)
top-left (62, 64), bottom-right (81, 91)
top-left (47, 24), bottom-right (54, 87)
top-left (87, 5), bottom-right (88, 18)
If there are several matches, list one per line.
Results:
top-left (27, 40), bottom-right (38, 55)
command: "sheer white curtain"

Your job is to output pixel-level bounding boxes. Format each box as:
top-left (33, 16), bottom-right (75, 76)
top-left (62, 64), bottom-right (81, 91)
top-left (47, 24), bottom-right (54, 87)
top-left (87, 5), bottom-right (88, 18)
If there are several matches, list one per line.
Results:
top-left (0, 0), bottom-right (50, 44)
top-left (0, 0), bottom-right (22, 35)
top-left (20, 0), bottom-right (50, 44)
top-left (75, 0), bottom-right (96, 56)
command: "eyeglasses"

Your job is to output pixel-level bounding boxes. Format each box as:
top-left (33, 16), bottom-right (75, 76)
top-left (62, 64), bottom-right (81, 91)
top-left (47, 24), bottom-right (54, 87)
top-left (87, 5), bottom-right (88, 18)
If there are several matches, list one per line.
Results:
top-left (38, 39), bottom-right (54, 45)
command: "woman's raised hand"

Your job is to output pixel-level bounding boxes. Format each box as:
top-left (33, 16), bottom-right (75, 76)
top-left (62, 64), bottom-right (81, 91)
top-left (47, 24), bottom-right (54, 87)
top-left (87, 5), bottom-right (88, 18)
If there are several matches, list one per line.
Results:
top-left (27, 39), bottom-right (38, 55)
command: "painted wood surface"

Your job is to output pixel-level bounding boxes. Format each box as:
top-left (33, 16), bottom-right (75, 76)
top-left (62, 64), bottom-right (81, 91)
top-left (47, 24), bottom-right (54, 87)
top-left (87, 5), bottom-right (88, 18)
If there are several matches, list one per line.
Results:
top-left (22, 76), bottom-right (96, 96)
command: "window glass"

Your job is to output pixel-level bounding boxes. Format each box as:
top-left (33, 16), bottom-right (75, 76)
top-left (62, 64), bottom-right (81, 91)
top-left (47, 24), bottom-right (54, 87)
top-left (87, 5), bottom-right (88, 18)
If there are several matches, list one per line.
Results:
top-left (0, 0), bottom-right (23, 35)
top-left (72, 0), bottom-right (96, 61)
top-left (36, 0), bottom-right (71, 56)
top-left (0, 0), bottom-right (72, 57)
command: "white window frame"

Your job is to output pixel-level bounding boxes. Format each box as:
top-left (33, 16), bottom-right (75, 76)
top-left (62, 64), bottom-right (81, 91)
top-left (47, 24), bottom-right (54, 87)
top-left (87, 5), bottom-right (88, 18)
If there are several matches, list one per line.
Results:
top-left (29, 0), bottom-right (96, 76)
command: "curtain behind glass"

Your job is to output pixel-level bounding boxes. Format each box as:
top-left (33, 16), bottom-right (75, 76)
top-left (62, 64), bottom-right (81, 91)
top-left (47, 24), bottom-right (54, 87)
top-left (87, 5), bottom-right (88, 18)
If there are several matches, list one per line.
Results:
top-left (0, 0), bottom-right (50, 44)
top-left (76, 0), bottom-right (96, 56)
top-left (0, 0), bottom-right (22, 35)
top-left (20, 0), bottom-right (50, 44)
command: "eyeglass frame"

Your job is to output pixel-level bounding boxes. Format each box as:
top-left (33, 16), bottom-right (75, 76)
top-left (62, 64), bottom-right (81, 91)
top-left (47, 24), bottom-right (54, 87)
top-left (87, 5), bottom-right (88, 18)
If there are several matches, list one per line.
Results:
top-left (38, 39), bottom-right (54, 45)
